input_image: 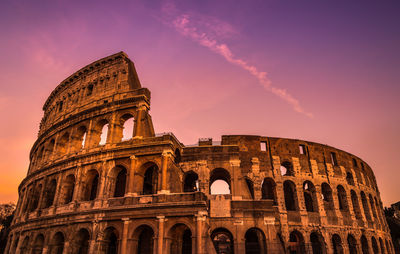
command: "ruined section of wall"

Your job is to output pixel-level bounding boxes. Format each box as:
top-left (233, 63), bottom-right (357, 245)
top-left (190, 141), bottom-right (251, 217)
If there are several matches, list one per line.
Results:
top-left (6, 53), bottom-right (394, 254)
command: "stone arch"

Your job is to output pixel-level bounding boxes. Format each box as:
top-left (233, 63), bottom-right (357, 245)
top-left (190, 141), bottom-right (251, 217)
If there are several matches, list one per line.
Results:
top-left (336, 185), bottom-right (348, 211)
top-left (29, 183), bottom-right (42, 212)
top-left (32, 233), bottom-right (45, 254)
top-left (100, 227), bottom-right (119, 254)
top-left (244, 227), bottom-right (267, 254)
top-left (43, 178), bottom-right (57, 208)
top-left (60, 174), bottom-right (75, 204)
top-left (72, 125), bottom-right (87, 152)
top-left (360, 191), bottom-right (371, 221)
top-left (183, 171), bottom-right (199, 192)
top-left (141, 163), bottom-right (159, 195)
top-left (303, 181), bottom-right (318, 212)
top-left (211, 227), bottom-right (234, 254)
top-left (368, 194), bottom-right (378, 221)
top-left (19, 235), bottom-right (30, 254)
top-left (120, 113), bottom-right (135, 141)
top-left (108, 166), bottom-right (127, 198)
top-left (261, 177), bottom-right (277, 204)
top-left (346, 172), bottom-right (355, 186)
top-left (35, 146), bottom-right (45, 167)
top-left (72, 228), bottom-right (90, 254)
top-left (45, 139), bottom-right (55, 161)
top-left (331, 234), bottom-right (343, 254)
top-left (49, 231), bottom-right (65, 254)
top-left (132, 225), bottom-right (155, 254)
top-left (280, 160), bottom-right (294, 176)
top-left (321, 183), bottom-right (334, 210)
top-left (57, 132), bottom-right (70, 156)
top-left (174, 148), bottom-right (181, 164)
top-left (283, 180), bottom-right (298, 211)
top-left (167, 223), bottom-right (192, 254)
top-left (210, 168), bottom-right (231, 195)
top-left (361, 235), bottom-right (369, 254)
top-left (82, 169), bottom-right (99, 201)
top-left (347, 234), bottom-right (357, 254)
top-left (288, 230), bottom-right (306, 254)
top-left (92, 119), bottom-right (109, 146)
top-left (350, 190), bottom-right (362, 219)
top-left (310, 231), bottom-right (326, 254)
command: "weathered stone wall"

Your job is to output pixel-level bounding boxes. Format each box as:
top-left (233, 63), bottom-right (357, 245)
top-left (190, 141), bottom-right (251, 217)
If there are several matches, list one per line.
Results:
top-left (5, 52), bottom-right (395, 254)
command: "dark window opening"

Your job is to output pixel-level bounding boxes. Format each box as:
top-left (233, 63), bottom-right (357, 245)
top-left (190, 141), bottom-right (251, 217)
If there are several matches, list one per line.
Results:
top-left (211, 228), bottom-right (234, 254)
top-left (143, 165), bottom-right (158, 195)
top-left (299, 144), bottom-right (306, 155)
top-left (346, 172), bottom-right (355, 186)
top-left (284, 181), bottom-right (297, 211)
top-left (352, 158), bottom-right (358, 167)
top-left (310, 232), bottom-right (324, 254)
top-left (331, 152), bottom-right (338, 166)
top-left (245, 178), bottom-right (255, 199)
top-left (261, 178), bottom-right (277, 204)
top-left (58, 101), bottom-right (63, 112)
top-left (245, 228), bottom-right (266, 254)
top-left (337, 185), bottom-right (348, 211)
top-left (347, 235), bottom-right (357, 254)
top-left (137, 226), bottom-right (154, 254)
top-left (114, 168), bottom-right (127, 197)
top-left (332, 234), bottom-right (343, 254)
top-left (281, 161), bottom-right (294, 176)
top-left (183, 171), bottom-right (199, 192)
top-left (87, 84), bottom-right (93, 96)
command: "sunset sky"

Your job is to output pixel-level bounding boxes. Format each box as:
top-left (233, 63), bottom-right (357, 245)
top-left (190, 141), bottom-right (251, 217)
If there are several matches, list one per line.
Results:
top-left (0, 0), bottom-right (399, 205)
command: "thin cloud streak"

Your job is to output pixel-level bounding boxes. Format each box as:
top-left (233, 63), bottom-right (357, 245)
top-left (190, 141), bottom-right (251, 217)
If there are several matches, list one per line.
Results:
top-left (162, 6), bottom-right (313, 118)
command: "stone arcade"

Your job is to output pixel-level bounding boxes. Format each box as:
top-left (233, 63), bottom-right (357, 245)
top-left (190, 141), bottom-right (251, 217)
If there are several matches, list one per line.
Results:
top-left (5, 52), bottom-right (395, 254)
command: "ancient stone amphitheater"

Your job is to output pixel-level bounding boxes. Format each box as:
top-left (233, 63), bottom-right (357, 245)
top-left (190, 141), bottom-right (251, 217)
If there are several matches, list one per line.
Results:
top-left (5, 52), bottom-right (395, 254)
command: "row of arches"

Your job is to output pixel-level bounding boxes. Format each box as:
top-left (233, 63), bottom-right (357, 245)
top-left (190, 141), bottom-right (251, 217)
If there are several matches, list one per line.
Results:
top-left (32, 113), bottom-right (136, 170)
top-left (288, 230), bottom-right (392, 254)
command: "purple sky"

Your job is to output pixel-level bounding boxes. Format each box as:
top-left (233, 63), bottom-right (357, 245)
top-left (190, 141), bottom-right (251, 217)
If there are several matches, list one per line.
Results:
top-left (0, 0), bottom-right (399, 205)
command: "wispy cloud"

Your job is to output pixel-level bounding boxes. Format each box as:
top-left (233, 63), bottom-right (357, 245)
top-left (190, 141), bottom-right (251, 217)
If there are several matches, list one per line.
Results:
top-left (161, 3), bottom-right (313, 118)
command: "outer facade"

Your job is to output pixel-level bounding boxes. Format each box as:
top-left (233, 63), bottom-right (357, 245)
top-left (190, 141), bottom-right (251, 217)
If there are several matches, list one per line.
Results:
top-left (5, 52), bottom-right (395, 254)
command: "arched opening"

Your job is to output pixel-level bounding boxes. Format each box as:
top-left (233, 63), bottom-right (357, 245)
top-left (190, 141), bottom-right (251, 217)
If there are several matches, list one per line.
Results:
top-left (321, 183), bottom-right (334, 210)
top-left (57, 132), bottom-right (70, 156)
top-left (43, 179), bottom-right (57, 208)
top-left (183, 171), bottom-right (199, 192)
top-left (45, 139), bottom-right (55, 160)
top-left (288, 230), bottom-right (305, 254)
top-left (36, 147), bottom-right (44, 166)
top-left (82, 170), bottom-right (99, 201)
top-left (30, 184), bottom-right (42, 212)
top-left (32, 234), bottom-right (44, 254)
top-left (114, 167), bottom-right (127, 197)
top-left (280, 161), bottom-right (294, 176)
top-left (19, 236), bottom-right (29, 254)
top-left (245, 228), bottom-right (267, 254)
top-left (379, 237), bottom-right (385, 254)
top-left (50, 232), bottom-right (65, 254)
top-left (347, 234), bottom-right (357, 254)
top-left (369, 194), bottom-right (378, 220)
top-left (73, 126), bottom-right (87, 151)
top-left (261, 178), bottom-right (277, 204)
top-left (75, 228), bottom-right (90, 254)
top-left (361, 235), bottom-right (369, 254)
top-left (168, 224), bottom-right (192, 254)
top-left (245, 178), bottom-right (255, 199)
top-left (174, 148), bottom-right (181, 164)
top-left (351, 190), bottom-right (362, 219)
top-left (211, 228), bottom-right (234, 254)
top-left (133, 225), bottom-right (154, 254)
top-left (371, 237), bottom-right (378, 254)
top-left (336, 185), bottom-right (348, 211)
top-left (303, 181), bottom-right (318, 212)
top-left (210, 168), bottom-right (231, 195)
top-left (61, 174), bottom-right (75, 204)
top-left (121, 114), bottom-right (134, 141)
top-left (360, 191), bottom-right (371, 221)
top-left (332, 234), bottom-right (343, 254)
top-left (310, 232), bottom-right (325, 254)
top-left (142, 164), bottom-right (158, 195)
top-left (346, 172), bottom-right (355, 186)
top-left (284, 180), bottom-right (298, 211)
top-left (103, 227), bottom-right (119, 254)
top-left (99, 122), bottom-right (109, 145)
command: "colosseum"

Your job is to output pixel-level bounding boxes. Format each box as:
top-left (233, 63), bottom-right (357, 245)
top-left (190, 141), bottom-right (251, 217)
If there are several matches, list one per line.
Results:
top-left (5, 52), bottom-right (395, 254)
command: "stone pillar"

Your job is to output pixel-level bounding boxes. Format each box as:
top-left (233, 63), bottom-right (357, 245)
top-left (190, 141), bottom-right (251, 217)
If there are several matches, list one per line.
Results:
top-left (107, 112), bottom-right (118, 144)
top-left (72, 165), bottom-right (83, 202)
top-left (62, 241), bottom-right (70, 254)
top-left (88, 240), bottom-right (96, 254)
top-left (126, 155), bottom-right (138, 196)
top-left (230, 159), bottom-right (242, 200)
top-left (97, 160), bottom-right (111, 199)
top-left (196, 212), bottom-right (206, 254)
top-left (160, 151), bottom-right (172, 194)
top-left (53, 173), bottom-right (64, 206)
top-left (134, 105), bottom-right (147, 138)
top-left (157, 216), bottom-right (165, 254)
top-left (121, 218), bottom-right (130, 254)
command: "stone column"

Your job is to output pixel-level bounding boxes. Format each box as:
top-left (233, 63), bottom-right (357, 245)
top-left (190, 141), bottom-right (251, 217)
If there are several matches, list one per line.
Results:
top-left (62, 241), bottom-right (70, 254)
top-left (196, 212), bottom-right (206, 254)
top-left (107, 112), bottom-right (118, 144)
top-left (160, 151), bottom-right (172, 194)
top-left (230, 159), bottom-right (242, 200)
top-left (126, 155), bottom-right (138, 196)
top-left (53, 173), bottom-right (64, 207)
top-left (72, 164), bottom-right (83, 202)
top-left (134, 104), bottom-right (148, 138)
top-left (97, 160), bottom-right (111, 199)
top-left (157, 216), bottom-right (165, 254)
top-left (121, 218), bottom-right (130, 254)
